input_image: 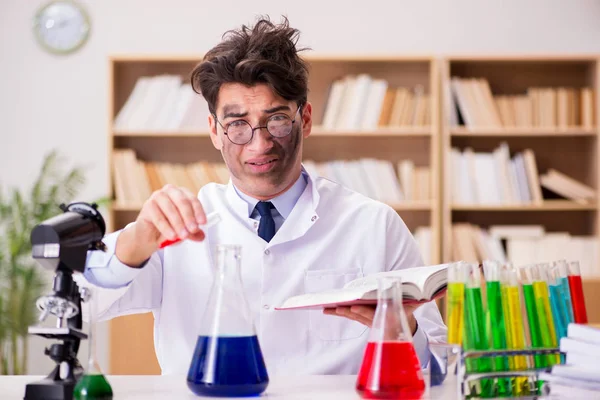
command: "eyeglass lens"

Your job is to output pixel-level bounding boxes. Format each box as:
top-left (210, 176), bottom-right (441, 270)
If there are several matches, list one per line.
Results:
top-left (227, 114), bottom-right (293, 144)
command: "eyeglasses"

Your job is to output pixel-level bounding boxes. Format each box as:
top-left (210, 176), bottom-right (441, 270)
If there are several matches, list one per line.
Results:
top-left (214, 104), bottom-right (303, 145)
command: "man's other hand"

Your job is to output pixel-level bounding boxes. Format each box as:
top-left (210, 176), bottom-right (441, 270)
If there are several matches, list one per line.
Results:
top-left (323, 303), bottom-right (420, 334)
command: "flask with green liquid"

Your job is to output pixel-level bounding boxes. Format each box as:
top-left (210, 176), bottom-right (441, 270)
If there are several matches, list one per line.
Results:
top-left (74, 287), bottom-right (113, 400)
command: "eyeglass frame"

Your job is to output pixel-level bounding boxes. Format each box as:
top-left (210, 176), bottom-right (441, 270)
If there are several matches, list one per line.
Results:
top-left (212, 103), bottom-right (304, 145)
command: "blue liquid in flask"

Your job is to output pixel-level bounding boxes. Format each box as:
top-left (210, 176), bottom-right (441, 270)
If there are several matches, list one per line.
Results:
top-left (187, 335), bottom-right (269, 397)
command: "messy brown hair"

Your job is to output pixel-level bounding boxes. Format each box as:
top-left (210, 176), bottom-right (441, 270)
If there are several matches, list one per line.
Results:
top-left (190, 16), bottom-right (310, 114)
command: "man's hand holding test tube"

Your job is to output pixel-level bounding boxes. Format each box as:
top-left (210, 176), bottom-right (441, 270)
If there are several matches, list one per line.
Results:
top-left (114, 184), bottom-right (215, 267)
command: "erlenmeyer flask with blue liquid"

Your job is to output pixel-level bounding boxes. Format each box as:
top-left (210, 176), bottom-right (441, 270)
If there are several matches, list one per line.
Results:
top-left (187, 244), bottom-right (269, 397)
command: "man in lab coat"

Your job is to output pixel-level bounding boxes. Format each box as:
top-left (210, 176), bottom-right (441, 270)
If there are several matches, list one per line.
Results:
top-left (84, 16), bottom-right (447, 375)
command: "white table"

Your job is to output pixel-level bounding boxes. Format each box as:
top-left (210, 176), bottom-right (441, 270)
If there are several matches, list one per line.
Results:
top-left (0, 373), bottom-right (584, 399)
top-left (2, 374), bottom-right (456, 399)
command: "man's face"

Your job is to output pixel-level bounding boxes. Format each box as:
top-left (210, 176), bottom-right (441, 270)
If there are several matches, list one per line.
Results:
top-left (208, 83), bottom-right (312, 199)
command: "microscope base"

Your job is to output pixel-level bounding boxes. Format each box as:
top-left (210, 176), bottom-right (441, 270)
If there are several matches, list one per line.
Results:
top-left (24, 378), bottom-right (77, 400)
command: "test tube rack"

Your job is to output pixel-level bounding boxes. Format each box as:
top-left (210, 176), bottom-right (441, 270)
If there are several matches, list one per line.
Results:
top-left (430, 344), bottom-right (562, 399)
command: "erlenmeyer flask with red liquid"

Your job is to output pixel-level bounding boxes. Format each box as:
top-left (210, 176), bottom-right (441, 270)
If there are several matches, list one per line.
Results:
top-left (187, 244), bottom-right (269, 397)
top-left (356, 277), bottom-right (425, 399)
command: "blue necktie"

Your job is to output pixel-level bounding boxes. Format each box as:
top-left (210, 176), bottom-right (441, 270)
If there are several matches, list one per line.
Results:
top-left (255, 201), bottom-right (275, 242)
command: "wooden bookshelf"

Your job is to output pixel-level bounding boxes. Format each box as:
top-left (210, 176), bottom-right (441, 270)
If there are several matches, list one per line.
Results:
top-left (105, 53), bottom-right (600, 375)
top-left (107, 54), bottom-right (441, 374)
top-left (440, 56), bottom-right (600, 280)
top-left (451, 201), bottom-right (597, 211)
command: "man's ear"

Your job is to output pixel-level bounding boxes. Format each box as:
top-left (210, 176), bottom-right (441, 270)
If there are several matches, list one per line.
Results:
top-left (209, 114), bottom-right (223, 150)
top-left (301, 101), bottom-right (313, 139)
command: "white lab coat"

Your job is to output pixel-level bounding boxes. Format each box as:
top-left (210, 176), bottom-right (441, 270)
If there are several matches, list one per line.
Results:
top-left (84, 168), bottom-right (447, 376)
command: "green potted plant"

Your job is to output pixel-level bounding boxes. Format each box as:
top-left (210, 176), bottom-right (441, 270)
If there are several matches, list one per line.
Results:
top-left (0, 149), bottom-right (107, 375)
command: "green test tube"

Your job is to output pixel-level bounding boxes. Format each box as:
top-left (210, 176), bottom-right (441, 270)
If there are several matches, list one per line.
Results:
top-left (464, 263), bottom-right (493, 398)
top-left (518, 265), bottom-right (549, 370)
top-left (483, 260), bottom-right (511, 397)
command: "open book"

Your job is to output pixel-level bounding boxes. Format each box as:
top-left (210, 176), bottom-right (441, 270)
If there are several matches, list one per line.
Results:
top-left (275, 263), bottom-right (449, 311)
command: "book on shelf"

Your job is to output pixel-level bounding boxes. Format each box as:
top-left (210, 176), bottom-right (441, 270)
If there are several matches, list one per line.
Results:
top-left (450, 223), bottom-right (598, 277)
top-left (539, 168), bottom-right (597, 204)
top-left (111, 149), bottom-right (230, 207)
top-left (321, 73), bottom-right (431, 131)
top-left (303, 158), bottom-right (430, 204)
top-left (275, 263), bottom-right (449, 310)
top-left (113, 74), bottom-right (210, 132)
top-left (448, 77), bottom-right (595, 129)
top-left (450, 142), bottom-right (596, 205)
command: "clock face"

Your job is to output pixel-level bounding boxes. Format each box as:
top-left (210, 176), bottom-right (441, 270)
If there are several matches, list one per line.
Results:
top-left (33, 1), bottom-right (91, 54)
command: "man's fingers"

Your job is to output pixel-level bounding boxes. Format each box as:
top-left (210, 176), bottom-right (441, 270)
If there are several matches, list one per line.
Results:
top-left (154, 191), bottom-right (187, 239)
top-left (350, 305), bottom-right (376, 320)
top-left (322, 307), bottom-right (373, 327)
top-left (167, 186), bottom-right (199, 233)
top-left (147, 201), bottom-right (176, 240)
top-left (337, 309), bottom-right (372, 327)
top-left (180, 187), bottom-right (206, 225)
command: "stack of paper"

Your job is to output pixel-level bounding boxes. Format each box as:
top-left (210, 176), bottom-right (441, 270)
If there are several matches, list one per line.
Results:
top-left (539, 324), bottom-right (600, 397)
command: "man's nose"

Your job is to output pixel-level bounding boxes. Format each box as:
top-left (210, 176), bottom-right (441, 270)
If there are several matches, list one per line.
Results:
top-left (247, 127), bottom-right (274, 152)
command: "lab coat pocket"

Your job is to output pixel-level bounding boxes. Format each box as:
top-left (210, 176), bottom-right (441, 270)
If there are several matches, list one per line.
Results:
top-left (304, 268), bottom-right (369, 341)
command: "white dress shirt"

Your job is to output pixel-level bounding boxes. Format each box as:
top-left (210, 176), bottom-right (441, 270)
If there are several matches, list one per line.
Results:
top-left (235, 169), bottom-right (308, 232)
top-left (83, 166), bottom-right (447, 376)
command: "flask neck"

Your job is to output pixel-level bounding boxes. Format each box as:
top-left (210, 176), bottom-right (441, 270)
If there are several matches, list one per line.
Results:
top-left (199, 245), bottom-right (256, 338)
top-left (372, 278), bottom-right (413, 343)
top-left (214, 245), bottom-right (242, 284)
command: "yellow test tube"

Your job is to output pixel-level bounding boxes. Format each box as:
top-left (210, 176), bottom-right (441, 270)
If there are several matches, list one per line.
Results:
top-left (531, 264), bottom-right (560, 365)
top-left (446, 261), bottom-right (468, 345)
top-left (501, 269), bottom-right (529, 396)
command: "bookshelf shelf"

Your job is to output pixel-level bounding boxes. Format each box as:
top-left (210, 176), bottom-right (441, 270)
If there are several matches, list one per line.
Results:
top-left (112, 127), bottom-right (434, 138)
top-left (388, 201), bottom-right (433, 211)
top-left (113, 201), bottom-right (433, 213)
top-left (113, 130), bottom-right (210, 137)
top-left (450, 127), bottom-right (597, 137)
top-left (451, 201), bottom-right (597, 211)
top-left (311, 126), bottom-right (433, 137)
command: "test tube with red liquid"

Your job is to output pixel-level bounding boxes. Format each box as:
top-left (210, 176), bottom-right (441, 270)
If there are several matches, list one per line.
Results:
top-left (567, 261), bottom-right (588, 324)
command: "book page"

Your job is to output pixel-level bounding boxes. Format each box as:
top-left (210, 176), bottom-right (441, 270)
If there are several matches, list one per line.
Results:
top-left (343, 264), bottom-right (449, 298)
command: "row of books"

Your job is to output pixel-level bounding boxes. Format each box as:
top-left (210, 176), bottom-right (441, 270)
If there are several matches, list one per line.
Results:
top-left (449, 77), bottom-right (595, 129)
top-left (112, 149), bottom-right (430, 206)
top-left (451, 223), bottom-right (598, 277)
top-left (322, 74), bottom-right (431, 130)
top-left (112, 149), bottom-right (230, 205)
top-left (113, 75), bottom-right (210, 131)
top-left (302, 159), bottom-right (430, 203)
top-left (450, 142), bottom-right (596, 205)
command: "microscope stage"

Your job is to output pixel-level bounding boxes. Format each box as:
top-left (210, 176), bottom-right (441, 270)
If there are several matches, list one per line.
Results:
top-left (28, 326), bottom-right (88, 340)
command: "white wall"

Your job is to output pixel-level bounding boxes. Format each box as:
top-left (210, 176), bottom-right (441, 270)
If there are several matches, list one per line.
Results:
top-left (2, 0), bottom-right (600, 375)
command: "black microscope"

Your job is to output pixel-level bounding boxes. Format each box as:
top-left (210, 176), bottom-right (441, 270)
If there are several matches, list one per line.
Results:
top-left (24, 202), bottom-right (107, 400)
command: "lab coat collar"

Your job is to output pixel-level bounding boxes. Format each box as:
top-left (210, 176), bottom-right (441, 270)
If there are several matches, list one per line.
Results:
top-left (233, 171), bottom-right (308, 220)
top-left (224, 164), bottom-right (320, 246)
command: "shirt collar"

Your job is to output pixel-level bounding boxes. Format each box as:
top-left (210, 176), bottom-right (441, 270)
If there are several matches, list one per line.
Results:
top-left (232, 170), bottom-right (308, 219)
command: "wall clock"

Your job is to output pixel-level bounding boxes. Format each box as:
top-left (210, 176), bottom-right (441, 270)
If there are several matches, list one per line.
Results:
top-left (33, 1), bottom-right (91, 55)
